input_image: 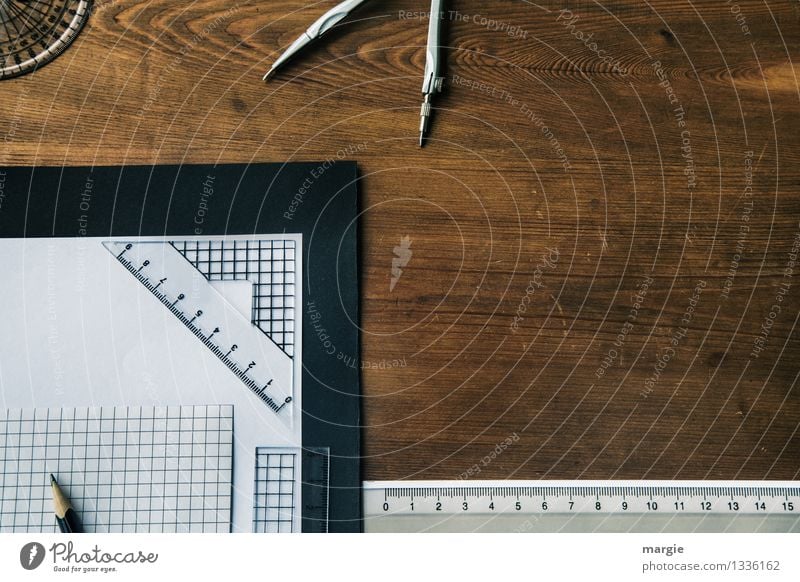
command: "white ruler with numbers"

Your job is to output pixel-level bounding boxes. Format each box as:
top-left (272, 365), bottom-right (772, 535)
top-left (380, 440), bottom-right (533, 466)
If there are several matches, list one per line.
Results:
top-left (364, 481), bottom-right (800, 533)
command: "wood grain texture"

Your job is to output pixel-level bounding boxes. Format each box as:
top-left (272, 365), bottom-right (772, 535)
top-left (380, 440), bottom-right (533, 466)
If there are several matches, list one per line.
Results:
top-left (1, 0), bottom-right (798, 481)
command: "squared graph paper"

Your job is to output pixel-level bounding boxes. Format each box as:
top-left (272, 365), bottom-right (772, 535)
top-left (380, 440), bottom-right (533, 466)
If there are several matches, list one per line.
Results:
top-left (171, 239), bottom-right (297, 356)
top-left (0, 405), bottom-right (234, 533)
top-left (252, 448), bottom-right (296, 533)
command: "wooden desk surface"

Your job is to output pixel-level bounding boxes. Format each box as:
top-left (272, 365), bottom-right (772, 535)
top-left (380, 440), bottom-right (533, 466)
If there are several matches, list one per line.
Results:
top-left (2, 1), bottom-right (798, 481)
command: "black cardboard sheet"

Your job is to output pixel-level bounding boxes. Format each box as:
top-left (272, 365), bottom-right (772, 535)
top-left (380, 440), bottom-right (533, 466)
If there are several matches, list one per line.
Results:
top-left (0, 162), bottom-right (361, 533)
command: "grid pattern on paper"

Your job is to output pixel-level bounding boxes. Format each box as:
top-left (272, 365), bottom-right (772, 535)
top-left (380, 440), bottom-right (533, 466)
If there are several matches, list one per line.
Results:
top-left (170, 240), bottom-right (296, 357)
top-left (0, 405), bottom-right (234, 533)
top-left (252, 448), bottom-right (296, 533)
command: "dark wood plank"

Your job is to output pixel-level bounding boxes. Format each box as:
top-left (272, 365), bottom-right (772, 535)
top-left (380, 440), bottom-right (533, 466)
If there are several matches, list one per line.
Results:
top-left (1, 0), bottom-right (798, 481)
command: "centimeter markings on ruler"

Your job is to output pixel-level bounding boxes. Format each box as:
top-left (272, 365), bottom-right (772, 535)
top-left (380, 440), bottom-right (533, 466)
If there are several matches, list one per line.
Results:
top-left (364, 481), bottom-right (800, 516)
top-left (302, 447), bottom-right (331, 533)
top-left (105, 241), bottom-right (293, 416)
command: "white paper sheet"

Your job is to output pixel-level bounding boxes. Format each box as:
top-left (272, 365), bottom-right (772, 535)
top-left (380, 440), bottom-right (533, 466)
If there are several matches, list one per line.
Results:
top-left (0, 235), bottom-right (303, 532)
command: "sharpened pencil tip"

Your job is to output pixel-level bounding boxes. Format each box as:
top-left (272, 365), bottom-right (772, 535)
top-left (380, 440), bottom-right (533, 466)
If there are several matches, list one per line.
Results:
top-left (50, 474), bottom-right (57, 485)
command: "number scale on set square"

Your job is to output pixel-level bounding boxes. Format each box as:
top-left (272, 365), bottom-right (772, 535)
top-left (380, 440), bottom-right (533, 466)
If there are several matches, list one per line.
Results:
top-left (104, 241), bottom-right (294, 417)
top-left (364, 481), bottom-right (800, 532)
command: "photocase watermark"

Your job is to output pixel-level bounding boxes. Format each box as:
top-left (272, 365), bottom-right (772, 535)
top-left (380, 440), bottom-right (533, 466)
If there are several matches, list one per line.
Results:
top-left (284, 142), bottom-right (367, 221)
top-left (340, 354), bottom-right (407, 371)
top-left (459, 432), bottom-right (520, 479)
top-left (0, 170), bottom-right (7, 215)
top-left (193, 174), bottom-right (216, 235)
top-left (399, 9), bottom-right (528, 40)
top-left (750, 222), bottom-right (800, 359)
top-left (142, 370), bottom-right (163, 407)
top-left (390, 236), bottom-right (413, 292)
top-left (725, 0), bottom-right (752, 37)
top-left (513, 516), bottom-right (540, 533)
top-left (20, 540), bottom-right (158, 573)
top-left (48, 541), bottom-right (158, 574)
top-left (641, 279), bottom-right (706, 398)
top-left (721, 150), bottom-right (754, 299)
top-left (521, 107), bottom-right (573, 172)
top-left (306, 301), bottom-right (335, 353)
top-left (652, 60), bottom-right (696, 190)
top-left (20, 542), bottom-right (46, 570)
top-left (307, 300), bottom-right (405, 369)
top-left (137, 4), bottom-right (241, 118)
top-left (596, 274), bottom-right (654, 379)
top-left (3, 81), bottom-right (31, 149)
top-left (556, 9), bottom-right (628, 75)
top-left (47, 243), bottom-right (65, 397)
top-left (452, 74), bottom-right (572, 171)
top-left (76, 174), bottom-right (95, 236)
top-left (308, 300), bottom-right (404, 370)
top-left (74, 172), bottom-right (95, 294)
top-left (511, 247), bottom-right (560, 333)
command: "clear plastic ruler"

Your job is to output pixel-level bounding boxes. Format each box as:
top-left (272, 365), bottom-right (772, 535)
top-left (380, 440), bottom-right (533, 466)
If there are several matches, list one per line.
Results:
top-left (302, 447), bottom-right (331, 533)
top-left (252, 447), bottom-right (331, 533)
top-left (364, 481), bottom-right (800, 533)
top-left (104, 239), bottom-right (295, 419)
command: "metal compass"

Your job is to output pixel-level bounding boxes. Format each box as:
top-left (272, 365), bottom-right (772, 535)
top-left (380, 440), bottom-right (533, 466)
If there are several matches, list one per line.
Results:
top-left (0, 0), bottom-right (92, 80)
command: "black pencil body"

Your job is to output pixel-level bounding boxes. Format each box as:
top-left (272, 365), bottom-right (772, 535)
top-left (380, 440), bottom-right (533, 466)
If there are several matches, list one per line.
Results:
top-left (50, 474), bottom-right (84, 533)
top-left (55, 507), bottom-right (83, 534)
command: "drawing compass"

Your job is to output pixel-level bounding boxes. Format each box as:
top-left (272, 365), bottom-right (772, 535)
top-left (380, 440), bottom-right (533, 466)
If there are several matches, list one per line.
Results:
top-left (0, 0), bottom-right (92, 80)
top-left (264, 0), bottom-right (446, 147)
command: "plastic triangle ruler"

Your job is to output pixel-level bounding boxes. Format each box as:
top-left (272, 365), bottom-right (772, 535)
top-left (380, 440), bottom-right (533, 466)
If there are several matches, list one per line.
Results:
top-left (104, 239), bottom-right (295, 418)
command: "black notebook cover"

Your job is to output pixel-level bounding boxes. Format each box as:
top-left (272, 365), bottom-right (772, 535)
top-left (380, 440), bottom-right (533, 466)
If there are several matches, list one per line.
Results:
top-left (0, 162), bottom-right (361, 533)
